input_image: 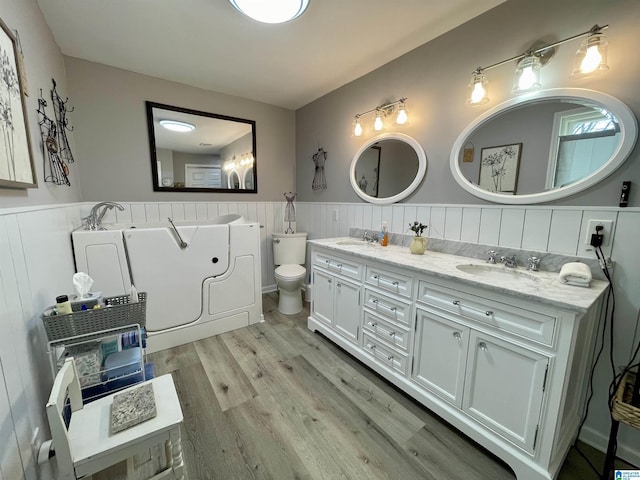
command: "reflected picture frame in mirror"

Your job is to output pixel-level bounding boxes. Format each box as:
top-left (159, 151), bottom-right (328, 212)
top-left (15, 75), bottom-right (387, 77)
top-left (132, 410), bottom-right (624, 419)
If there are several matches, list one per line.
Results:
top-left (350, 132), bottom-right (427, 205)
top-left (450, 88), bottom-right (637, 204)
top-left (146, 101), bottom-right (257, 193)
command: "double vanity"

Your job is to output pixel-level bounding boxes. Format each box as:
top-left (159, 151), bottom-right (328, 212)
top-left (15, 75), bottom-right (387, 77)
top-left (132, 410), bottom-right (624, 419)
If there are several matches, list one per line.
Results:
top-left (307, 238), bottom-right (608, 480)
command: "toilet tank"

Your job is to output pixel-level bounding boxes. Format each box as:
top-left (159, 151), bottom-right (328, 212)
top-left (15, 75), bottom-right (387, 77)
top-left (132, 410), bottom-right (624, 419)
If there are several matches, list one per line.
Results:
top-left (273, 232), bottom-right (308, 265)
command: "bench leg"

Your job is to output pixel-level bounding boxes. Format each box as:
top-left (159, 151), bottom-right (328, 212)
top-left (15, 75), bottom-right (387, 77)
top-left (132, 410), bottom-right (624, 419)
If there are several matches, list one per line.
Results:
top-left (602, 419), bottom-right (620, 480)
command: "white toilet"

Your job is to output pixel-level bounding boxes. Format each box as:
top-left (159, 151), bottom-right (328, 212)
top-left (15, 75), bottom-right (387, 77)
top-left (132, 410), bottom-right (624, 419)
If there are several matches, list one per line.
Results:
top-left (273, 232), bottom-right (308, 315)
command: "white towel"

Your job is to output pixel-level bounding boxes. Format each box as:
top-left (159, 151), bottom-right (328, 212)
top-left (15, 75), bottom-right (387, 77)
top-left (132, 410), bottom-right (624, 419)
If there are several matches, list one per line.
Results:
top-left (558, 262), bottom-right (592, 287)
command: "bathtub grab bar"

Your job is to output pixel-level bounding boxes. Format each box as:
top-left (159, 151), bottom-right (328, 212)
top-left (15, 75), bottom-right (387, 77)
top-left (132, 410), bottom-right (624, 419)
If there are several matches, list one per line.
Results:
top-left (167, 217), bottom-right (188, 249)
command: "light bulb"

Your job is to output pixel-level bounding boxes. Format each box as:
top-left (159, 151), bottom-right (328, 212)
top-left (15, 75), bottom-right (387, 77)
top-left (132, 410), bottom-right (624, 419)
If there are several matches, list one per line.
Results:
top-left (513, 55), bottom-right (541, 93)
top-left (396, 105), bottom-right (408, 125)
top-left (354, 119), bottom-right (362, 137)
top-left (518, 66), bottom-right (536, 90)
top-left (374, 112), bottom-right (383, 131)
top-left (470, 81), bottom-right (486, 104)
top-left (580, 44), bottom-right (603, 74)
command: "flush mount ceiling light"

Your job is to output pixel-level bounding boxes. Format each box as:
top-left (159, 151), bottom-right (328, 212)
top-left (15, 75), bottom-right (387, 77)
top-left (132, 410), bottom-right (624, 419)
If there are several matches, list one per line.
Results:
top-left (229, 0), bottom-right (309, 24)
top-left (466, 24), bottom-right (609, 106)
top-left (159, 120), bottom-right (195, 132)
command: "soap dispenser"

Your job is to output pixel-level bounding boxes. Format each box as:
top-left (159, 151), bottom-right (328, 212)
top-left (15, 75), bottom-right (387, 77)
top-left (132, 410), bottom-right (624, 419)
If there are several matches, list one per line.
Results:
top-left (380, 222), bottom-right (389, 247)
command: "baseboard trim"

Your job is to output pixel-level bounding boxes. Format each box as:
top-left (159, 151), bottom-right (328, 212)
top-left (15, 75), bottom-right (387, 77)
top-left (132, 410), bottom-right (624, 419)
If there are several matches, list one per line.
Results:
top-left (579, 424), bottom-right (640, 467)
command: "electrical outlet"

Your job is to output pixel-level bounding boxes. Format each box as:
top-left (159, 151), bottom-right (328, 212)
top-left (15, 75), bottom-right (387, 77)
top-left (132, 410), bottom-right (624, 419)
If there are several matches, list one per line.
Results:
top-left (585, 219), bottom-right (614, 247)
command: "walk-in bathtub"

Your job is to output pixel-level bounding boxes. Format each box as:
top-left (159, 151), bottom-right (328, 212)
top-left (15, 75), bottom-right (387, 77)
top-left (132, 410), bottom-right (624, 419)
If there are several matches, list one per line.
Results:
top-left (72, 214), bottom-right (263, 352)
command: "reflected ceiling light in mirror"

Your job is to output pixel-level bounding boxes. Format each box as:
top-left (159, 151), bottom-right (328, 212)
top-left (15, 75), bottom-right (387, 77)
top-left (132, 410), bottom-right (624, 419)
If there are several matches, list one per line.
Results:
top-left (229, 0), bottom-right (309, 24)
top-left (159, 119), bottom-right (195, 132)
top-left (468, 68), bottom-right (489, 106)
top-left (512, 53), bottom-right (542, 94)
top-left (465, 24), bottom-right (608, 105)
top-left (572, 26), bottom-right (609, 78)
top-left (352, 97), bottom-right (408, 136)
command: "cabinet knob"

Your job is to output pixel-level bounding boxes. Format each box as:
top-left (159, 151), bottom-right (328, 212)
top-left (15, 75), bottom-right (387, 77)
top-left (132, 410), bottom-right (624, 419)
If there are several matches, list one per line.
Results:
top-left (389, 331), bottom-right (396, 337)
top-left (387, 355), bottom-right (394, 361)
top-left (327, 279), bottom-right (332, 284)
top-left (337, 283), bottom-right (341, 287)
top-left (392, 281), bottom-right (399, 286)
top-left (479, 342), bottom-right (488, 351)
top-left (373, 274), bottom-right (380, 280)
top-left (485, 310), bottom-right (493, 316)
top-left (452, 300), bottom-right (461, 306)
top-left (369, 344), bottom-right (376, 350)
top-left (367, 321), bottom-right (377, 328)
top-left (452, 331), bottom-right (461, 340)
top-left (336, 264), bottom-right (343, 269)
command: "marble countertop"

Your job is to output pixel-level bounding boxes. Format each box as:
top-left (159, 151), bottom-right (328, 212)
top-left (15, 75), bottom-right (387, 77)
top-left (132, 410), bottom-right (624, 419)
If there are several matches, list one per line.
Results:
top-left (309, 237), bottom-right (609, 312)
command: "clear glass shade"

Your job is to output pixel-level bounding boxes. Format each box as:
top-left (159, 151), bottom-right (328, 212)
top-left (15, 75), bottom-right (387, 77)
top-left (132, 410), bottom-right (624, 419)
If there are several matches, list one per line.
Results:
top-left (467, 70), bottom-right (489, 105)
top-left (512, 54), bottom-right (542, 94)
top-left (229, 0), bottom-right (309, 23)
top-left (571, 33), bottom-right (609, 78)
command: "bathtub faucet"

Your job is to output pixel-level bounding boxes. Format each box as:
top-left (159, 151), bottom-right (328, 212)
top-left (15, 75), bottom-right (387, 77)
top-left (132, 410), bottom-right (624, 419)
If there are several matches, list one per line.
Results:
top-left (84, 202), bottom-right (124, 230)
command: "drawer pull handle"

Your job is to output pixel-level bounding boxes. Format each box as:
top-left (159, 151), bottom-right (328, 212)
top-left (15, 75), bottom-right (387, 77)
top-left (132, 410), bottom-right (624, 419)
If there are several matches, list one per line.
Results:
top-left (367, 321), bottom-right (378, 328)
top-left (369, 344), bottom-right (376, 350)
top-left (452, 332), bottom-right (461, 340)
top-left (372, 299), bottom-right (397, 313)
top-left (387, 355), bottom-right (394, 361)
top-left (485, 310), bottom-right (493, 316)
top-left (388, 331), bottom-right (396, 337)
top-left (452, 300), bottom-right (461, 306)
top-left (479, 342), bottom-right (488, 351)
top-left (336, 264), bottom-right (343, 269)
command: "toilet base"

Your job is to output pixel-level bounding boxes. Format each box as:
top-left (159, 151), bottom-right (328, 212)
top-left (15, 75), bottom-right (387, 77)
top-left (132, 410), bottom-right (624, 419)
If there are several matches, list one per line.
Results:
top-left (277, 288), bottom-right (303, 315)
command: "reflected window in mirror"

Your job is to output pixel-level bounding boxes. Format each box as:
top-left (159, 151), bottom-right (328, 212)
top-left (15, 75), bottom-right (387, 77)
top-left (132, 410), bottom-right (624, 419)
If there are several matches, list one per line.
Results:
top-left (146, 101), bottom-right (257, 193)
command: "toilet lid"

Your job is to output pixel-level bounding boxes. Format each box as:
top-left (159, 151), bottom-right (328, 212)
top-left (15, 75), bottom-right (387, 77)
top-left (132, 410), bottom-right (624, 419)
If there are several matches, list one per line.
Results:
top-left (275, 264), bottom-right (306, 278)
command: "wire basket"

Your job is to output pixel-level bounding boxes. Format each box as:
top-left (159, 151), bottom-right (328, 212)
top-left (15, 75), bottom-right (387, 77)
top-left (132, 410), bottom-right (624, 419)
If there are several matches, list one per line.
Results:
top-left (42, 293), bottom-right (146, 342)
top-left (611, 370), bottom-right (640, 429)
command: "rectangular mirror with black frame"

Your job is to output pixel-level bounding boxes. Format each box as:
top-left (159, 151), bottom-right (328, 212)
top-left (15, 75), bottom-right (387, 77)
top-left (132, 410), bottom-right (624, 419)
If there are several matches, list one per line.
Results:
top-left (146, 101), bottom-right (257, 193)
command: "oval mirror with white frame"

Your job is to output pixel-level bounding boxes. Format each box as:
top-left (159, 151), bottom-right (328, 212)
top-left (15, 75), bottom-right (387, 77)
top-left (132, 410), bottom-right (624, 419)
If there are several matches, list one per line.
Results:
top-left (450, 88), bottom-right (637, 204)
top-left (350, 132), bottom-right (427, 204)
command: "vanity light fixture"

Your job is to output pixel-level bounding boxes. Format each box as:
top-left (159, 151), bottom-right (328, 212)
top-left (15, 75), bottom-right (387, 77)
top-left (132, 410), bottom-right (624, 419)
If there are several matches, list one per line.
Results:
top-left (353, 97), bottom-right (408, 137)
top-left (159, 119), bottom-right (195, 132)
top-left (223, 152), bottom-right (254, 188)
top-left (466, 24), bottom-right (609, 106)
top-left (228, 0), bottom-right (309, 24)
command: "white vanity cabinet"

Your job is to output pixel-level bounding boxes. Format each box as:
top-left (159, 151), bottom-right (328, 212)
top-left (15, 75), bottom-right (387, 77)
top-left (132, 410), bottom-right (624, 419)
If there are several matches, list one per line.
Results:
top-left (307, 241), bottom-right (605, 480)
top-left (412, 308), bottom-right (469, 407)
top-left (311, 251), bottom-right (363, 344)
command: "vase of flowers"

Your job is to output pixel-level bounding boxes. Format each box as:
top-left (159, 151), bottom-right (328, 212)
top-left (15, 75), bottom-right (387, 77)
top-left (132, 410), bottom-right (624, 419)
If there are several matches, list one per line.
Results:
top-left (409, 222), bottom-right (428, 255)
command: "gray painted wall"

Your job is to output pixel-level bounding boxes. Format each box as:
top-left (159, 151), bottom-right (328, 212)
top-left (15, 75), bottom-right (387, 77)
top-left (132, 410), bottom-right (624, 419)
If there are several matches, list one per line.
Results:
top-left (295, 0), bottom-right (640, 207)
top-left (64, 57), bottom-right (296, 202)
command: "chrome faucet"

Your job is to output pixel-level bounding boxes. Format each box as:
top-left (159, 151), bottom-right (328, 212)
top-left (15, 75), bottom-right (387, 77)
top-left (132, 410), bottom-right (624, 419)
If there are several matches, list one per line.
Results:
top-left (500, 254), bottom-right (517, 268)
top-left (487, 250), bottom-right (498, 264)
top-left (84, 201), bottom-right (124, 230)
top-left (527, 256), bottom-right (541, 271)
top-left (362, 231), bottom-right (379, 243)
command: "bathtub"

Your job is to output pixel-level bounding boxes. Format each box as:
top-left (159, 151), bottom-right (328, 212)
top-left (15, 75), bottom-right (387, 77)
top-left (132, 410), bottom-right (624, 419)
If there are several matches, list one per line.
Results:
top-left (72, 214), bottom-right (263, 352)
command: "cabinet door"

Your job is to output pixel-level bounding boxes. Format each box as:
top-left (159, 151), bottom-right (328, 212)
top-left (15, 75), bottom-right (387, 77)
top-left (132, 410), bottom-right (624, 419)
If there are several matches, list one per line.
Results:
top-left (412, 308), bottom-right (469, 407)
top-left (312, 269), bottom-right (334, 326)
top-left (334, 278), bottom-right (361, 344)
top-left (463, 332), bottom-right (548, 453)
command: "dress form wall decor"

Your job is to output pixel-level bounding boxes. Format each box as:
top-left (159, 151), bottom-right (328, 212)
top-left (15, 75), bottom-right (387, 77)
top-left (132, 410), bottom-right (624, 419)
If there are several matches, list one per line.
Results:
top-left (284, 192), bottom-right (296, 233)
top-left (311, 147), bottom-right (327, 191)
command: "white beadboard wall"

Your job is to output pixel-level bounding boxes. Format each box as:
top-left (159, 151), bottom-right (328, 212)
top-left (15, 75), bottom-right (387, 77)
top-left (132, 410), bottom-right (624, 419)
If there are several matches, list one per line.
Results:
top-left (2, 200), bottom-right (639, 478)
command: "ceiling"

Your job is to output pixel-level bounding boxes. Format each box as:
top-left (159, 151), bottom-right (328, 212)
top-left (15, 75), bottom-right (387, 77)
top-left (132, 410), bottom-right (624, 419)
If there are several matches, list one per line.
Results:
top-left (37, 0), bottom-right (506, 110)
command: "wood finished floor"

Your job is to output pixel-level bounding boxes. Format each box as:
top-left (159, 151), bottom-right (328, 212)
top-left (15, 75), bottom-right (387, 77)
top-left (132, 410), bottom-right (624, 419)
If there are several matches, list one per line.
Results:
top-left (98, 292), bottom-right (628, 479)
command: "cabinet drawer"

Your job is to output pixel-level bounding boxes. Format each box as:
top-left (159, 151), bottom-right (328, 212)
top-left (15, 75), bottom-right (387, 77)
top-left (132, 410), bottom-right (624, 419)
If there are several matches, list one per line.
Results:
top-left (417, 281), bottom-right (556, 346)
top-left (363, 288), bottom-right (412, 326)
top-left (365, 265), bottom-right (413, 298)
top-left (363, 312), bottom-right (411, 351)
top-left (313, 251), bottom-right (363, 281)
top-left (363, 331), bottom-right (409, 375)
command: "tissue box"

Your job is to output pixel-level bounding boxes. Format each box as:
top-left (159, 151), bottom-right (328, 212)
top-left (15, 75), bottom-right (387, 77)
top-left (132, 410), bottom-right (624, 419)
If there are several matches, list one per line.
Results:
top-left (63, 343), bottom-right (103, 387)
top-left (70, 292), bottom-right (102, 312)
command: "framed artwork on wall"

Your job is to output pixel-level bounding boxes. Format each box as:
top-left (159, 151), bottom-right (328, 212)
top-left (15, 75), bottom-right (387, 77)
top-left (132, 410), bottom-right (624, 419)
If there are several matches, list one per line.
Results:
top-left (0, 17), bottom-right (36, 189)
top-left (478, 143), bottom-right (522, 194)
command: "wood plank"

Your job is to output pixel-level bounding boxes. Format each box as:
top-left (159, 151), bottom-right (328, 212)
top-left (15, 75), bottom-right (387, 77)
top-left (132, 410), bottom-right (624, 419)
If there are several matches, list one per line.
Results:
top-left (194, 335), bottom-right (258, 412)
top-left (146, 343), bottom-right (199, 375)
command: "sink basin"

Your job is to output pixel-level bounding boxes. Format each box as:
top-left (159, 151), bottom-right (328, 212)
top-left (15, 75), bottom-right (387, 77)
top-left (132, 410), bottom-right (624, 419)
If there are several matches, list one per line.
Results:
top-left (455, 264), bottom-right (541, 284)
top-left (335, 239), bottom-right (377, 246)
